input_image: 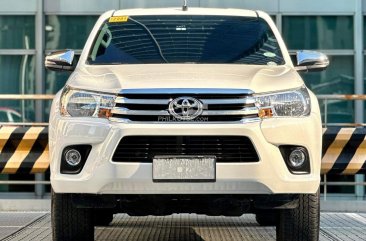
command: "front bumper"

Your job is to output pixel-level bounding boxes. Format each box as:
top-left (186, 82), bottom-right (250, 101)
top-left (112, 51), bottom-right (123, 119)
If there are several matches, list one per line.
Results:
top-left (50, 111), bottom-right (321, 194)
top-left (71, 194), bottom-right (299, 215)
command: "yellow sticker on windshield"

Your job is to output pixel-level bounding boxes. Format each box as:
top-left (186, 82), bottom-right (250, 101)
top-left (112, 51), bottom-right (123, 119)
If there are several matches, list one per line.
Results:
top-left (109, 16), bottom-right (129, 23)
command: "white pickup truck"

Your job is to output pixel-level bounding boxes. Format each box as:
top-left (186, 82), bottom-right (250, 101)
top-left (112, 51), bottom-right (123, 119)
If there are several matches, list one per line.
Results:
top-left (46, 7), bottom-right (328, 241)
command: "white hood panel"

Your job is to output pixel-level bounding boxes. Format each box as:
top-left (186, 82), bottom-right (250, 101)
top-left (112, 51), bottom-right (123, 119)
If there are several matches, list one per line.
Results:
top-left (68, 64), bottom-right (304, 94)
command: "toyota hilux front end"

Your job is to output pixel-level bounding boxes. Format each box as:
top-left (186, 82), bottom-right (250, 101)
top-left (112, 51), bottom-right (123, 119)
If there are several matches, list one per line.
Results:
top-left (46, 8), bottom-right (328, 241)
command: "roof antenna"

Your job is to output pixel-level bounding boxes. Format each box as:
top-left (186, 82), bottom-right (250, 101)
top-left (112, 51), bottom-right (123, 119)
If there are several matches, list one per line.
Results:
top-left (182, 0), bottom-right (188, 11)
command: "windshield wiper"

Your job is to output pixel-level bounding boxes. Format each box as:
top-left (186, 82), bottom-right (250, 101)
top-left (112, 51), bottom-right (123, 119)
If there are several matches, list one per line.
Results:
top-left (129, 17), bottom-right (169, 63)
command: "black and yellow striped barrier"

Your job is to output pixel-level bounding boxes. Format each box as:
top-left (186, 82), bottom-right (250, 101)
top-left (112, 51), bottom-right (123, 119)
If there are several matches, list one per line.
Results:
top-left (0, 126), bottom-right (49, 174)
top-left (0, 126), bottom-right (365, 175)
top-left (322, 127), bottom-right (366, 175)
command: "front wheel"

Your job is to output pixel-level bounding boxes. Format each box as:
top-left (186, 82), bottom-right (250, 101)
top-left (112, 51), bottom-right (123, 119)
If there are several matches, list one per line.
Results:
top-left (52, 190), bottom-right (94, 241)
top-left (276, 189), bottom-right (320, 241)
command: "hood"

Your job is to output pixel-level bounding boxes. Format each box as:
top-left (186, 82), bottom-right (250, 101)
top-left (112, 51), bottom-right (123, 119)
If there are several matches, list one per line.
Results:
top-left (68, 64), bottom-right (304, 94)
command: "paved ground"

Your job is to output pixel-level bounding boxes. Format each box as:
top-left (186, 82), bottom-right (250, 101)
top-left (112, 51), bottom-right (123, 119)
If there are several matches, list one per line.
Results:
top-left (0, 212), bottom-right (366, 241)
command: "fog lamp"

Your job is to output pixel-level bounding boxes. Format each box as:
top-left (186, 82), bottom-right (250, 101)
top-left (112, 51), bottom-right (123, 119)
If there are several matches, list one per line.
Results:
top-left (61, 145), bottom-right (91, 174)
top-left (288, 148), bottom-right (306, 168)
top-left (65, 149), bottom-right (82, 166)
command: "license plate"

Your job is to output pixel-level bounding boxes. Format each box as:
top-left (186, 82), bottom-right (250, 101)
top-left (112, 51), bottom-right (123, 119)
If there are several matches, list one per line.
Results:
top-left (153, 156), bottom-right (216, 182)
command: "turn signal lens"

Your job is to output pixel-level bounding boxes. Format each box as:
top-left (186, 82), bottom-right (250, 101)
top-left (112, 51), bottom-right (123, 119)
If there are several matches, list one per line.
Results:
top-left (258, 108), bottom-right (273, 118)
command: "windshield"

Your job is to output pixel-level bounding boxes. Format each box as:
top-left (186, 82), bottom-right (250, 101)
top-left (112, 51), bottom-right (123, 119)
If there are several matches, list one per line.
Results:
top-left (87, 15), bottom-right (285, 65)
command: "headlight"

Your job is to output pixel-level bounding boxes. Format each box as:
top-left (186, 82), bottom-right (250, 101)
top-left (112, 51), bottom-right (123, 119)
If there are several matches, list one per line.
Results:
top-left (60, 87), bottom-right (115, 118)
top-left (255, 86), bottom-right (311, 118)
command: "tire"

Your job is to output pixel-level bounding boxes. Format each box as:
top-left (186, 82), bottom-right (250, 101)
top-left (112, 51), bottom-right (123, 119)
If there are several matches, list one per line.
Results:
top-left (52, 190), bottom-right (94, 241)
top-left (256, 212), bottom-right (277, 226)
top-left (94, 209), bottom-right (114, 226)
top-left (276, 189), bottom-right (320, 241)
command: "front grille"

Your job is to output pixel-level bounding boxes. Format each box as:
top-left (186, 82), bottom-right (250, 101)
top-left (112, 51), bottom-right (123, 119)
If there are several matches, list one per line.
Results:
top-left (112, 136), bottom-right (259, 163)
top-left (110, 88), bottom-right (259, 123)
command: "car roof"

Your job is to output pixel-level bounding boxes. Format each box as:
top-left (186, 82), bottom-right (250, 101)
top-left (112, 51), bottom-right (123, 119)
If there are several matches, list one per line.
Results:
top-left (113, 7), bottom-right (258, 18)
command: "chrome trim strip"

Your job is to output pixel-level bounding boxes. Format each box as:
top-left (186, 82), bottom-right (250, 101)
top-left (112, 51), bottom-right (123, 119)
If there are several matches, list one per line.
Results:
top-left (115, 97), bottom-right (170, 105)
top-left (115, 97), bottom-right (256, 105)
top-left (201, 98), bottom-right (256, 105)
top-left (201, 107), bottom-right (258, 116)
top-left (111, 107), bottom-right (258, 116)
top-left (111, 108), bottom-right (170, 116)
top-left (109, 117), bottom-right (261, 124)
top-left (119, 88), bottom-right (254, 95)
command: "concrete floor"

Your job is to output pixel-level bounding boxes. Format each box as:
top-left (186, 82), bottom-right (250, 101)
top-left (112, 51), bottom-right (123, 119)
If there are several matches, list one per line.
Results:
top-left (1, 212), bottom-right (366, 241)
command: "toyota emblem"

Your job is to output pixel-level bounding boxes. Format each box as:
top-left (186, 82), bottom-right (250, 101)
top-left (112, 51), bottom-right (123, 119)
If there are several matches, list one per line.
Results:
top-left (168, 97), bottom-right (203, 120)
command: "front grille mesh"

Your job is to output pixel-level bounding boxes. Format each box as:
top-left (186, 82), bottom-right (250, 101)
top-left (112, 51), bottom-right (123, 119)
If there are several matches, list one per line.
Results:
top-left (112, 136), bottom-right (259, 163)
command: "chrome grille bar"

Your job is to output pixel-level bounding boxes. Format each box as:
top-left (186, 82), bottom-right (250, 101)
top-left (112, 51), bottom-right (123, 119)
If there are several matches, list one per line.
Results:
top-left (202, 107), bottom-right (258, 116)
top-left (115, 97), bottom-right (256, 105)
top-left (115, 97), bottom-right (170, 105)
top-left (119, 88), bottom-right (254, 95)
top-left (112, 107), bottom-right (258, 116)
top-left (111, 108), bottom-right (169, 116)
top-left (200, 98), bottom-right (256, 105)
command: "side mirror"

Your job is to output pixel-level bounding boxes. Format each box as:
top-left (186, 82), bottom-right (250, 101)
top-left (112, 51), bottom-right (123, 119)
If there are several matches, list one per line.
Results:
top-left (45, 49), bottom-right (76, 72)
top-left (294, 50), bottom-right (329, 72)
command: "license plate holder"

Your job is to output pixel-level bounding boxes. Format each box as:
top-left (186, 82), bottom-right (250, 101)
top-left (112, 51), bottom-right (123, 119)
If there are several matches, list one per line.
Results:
top-left (153, 156), bottom-right (216, 182)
